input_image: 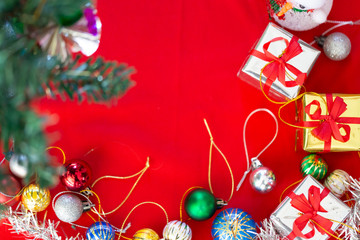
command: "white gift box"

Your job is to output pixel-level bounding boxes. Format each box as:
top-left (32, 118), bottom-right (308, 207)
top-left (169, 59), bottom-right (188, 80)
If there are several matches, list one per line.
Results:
top-left (238, 23), bottom-right (320, 101)
top-left (270, 175), bottom-right (351, 240)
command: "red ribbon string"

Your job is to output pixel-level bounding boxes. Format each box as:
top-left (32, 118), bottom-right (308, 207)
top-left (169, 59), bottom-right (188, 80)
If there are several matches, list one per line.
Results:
top-left (302, 94), bottom-right (360, 152)
top-left (250, 36), bottom-right (307, 93)
top-left (287, 186), bottom-right (333, 240)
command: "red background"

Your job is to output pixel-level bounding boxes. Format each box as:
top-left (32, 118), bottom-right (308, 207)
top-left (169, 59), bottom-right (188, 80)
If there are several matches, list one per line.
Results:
top-left (2, 0), bottom-right (360, 239)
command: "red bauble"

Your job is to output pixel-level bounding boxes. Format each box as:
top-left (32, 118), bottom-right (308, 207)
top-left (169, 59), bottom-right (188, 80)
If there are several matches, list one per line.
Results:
top-left (0, 174), bottom-right (21, 206)
top-left (60, 159), bottom-right (92, 191)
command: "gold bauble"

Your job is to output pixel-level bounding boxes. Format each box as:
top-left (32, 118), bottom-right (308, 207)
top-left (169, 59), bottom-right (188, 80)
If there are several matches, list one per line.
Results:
top-left (21, 184), bottom-right (51, 212)
top-left (133, 228), bottom-right (159, 240)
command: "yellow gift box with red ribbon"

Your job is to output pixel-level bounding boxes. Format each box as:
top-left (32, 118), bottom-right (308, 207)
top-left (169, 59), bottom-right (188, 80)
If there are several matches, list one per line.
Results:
top-left (300, 93), bottom-right (360, 152)
top-left (271, 175), bottom-right (351, 240)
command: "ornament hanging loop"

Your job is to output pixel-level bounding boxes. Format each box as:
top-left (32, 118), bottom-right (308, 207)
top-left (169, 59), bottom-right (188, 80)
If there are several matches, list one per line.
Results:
top-left (236, 108), bottom-right (278, 192)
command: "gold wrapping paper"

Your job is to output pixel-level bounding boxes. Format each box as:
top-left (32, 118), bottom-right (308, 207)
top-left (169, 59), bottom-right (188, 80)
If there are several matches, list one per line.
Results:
top-left (301, 93), bottom-right (360, 152)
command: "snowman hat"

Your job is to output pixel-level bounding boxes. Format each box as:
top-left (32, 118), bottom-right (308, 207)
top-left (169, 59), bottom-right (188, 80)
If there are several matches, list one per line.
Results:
top-left (289, 0), bottom-right (326, 9)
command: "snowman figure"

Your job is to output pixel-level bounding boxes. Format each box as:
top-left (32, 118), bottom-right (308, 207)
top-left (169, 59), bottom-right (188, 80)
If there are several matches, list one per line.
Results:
top-left (267, 0), bottom-right (333, 31)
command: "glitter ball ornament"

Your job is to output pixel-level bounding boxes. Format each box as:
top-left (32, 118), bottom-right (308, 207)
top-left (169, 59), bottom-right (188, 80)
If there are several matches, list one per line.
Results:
top-left (22, 184), bottom-right (51, 212)
top-left (9, 154), bottom-right (28, 178)
top-left (324, 169), bottom-right (350, 198)
top-left (60, 159), bottom-right (92, 191)
top-left (185, 189), bottom-right (217, 221)
top-left (300, 154), bottom-right (328, 180)
top-left (86, 221), bottom-right (115, 240)
top-left (133, 228), bottom-right (159, 240)
top-left (0, 174), bottom-right (21, 206)
top-left (54, 194), bottom-right (83, 223)
top-left (249, 158), bottom-right (276, 193)
top-left (323, 32), bottom-right (351, 61)
top-left (163, 220), bottom-right (192, 240)
top-left (211, 208), bottom-right (257, 240)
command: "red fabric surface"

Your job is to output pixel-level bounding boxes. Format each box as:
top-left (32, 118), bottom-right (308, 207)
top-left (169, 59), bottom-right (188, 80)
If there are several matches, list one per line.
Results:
top-left (2, 0), bottom-right (360, 239)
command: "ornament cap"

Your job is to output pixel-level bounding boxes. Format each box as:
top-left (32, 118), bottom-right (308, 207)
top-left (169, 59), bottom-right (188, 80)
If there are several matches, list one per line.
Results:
top-left (215, 198), bottom-right (228, 209)
top-left (251, 157), bottom-right (263, 170)
top-left (82, 201), bottom-right (95, 212)
top-left (315, 35), bottom-right (327, 47)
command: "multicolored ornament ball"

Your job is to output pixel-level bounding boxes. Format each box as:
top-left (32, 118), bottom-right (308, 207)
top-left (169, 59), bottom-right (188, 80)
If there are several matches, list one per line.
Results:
top-left (9, 154), bottom-right (28, 178)
top-left (185, 189), bottom-right (217, 221)
top-left (163, 220), bottom-right (192, 240)
top-left (133, 228), bottom-right (159, 240)
top-left (300, 154), bottom-right (328, 180)
top-left (54, 193), bottom-right (83, 223)
top-left (0, 174), bottom-right (21, 206)
top-left (211, 208), bottom-right (257, 240)
top-left (86, 221), bottom-right (115, 240)
top-left (60, 159), bottom-right (92, 191)
top-left (21, 184), bottom-right (51, 212)
top-left (324, 169), bottom-right (350, 198)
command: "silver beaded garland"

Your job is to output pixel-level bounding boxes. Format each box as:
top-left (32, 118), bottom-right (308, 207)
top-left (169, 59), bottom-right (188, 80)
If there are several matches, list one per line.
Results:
top-left (323, 32), bottom-right (351, 61)
top-left (54, 194), bottom-right (83, 223)
top-left (163, 220), bottom-right (192, 240)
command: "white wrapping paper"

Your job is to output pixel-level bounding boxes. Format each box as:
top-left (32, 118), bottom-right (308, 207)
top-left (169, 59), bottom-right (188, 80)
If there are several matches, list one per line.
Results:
top-left (270, 175), bottom-right (351, 240)
top-left (238, 23), bottom-right (320, 101)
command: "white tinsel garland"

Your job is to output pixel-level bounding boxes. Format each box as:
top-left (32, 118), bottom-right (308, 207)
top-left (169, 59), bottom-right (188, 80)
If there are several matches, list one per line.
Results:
top-left (256, 219), bottom-right (287, 240)
top-left (338, 176), bottom-right (360, 240)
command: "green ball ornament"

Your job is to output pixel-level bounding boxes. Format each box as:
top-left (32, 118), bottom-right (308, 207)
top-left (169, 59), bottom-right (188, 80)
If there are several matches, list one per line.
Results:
top-left (300, 154), bottom-right (328, 180)
top-left (184, 189), bottom-right (217, 221)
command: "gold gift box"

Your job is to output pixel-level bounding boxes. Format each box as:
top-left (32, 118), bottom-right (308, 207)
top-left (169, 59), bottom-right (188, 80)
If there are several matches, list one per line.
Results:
top-left (300, 93), bottom-right (360, 152)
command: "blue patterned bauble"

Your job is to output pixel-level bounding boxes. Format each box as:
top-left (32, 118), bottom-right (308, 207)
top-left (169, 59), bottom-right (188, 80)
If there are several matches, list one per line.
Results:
top-left (86, 221), bottom-right (115, 240)
top-left (211, 208), bottom-right (256, 240)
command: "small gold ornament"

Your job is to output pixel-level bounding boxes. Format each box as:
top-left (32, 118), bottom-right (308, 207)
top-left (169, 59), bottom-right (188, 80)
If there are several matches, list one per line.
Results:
top-left (21, 184), bottom-right (51, 212)
top-left (133, 228), bottom-right (159, 240)
top-left (324, 169), bottom-right (350, 198)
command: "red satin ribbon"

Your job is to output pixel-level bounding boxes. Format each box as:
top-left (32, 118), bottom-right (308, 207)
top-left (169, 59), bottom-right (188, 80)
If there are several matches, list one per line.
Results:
top-left (302, 94), bottom-right (360, 152)
top-left (287, 186), bottom-right (333, 240)
top-left (250, 36), bottom-right (307, 93)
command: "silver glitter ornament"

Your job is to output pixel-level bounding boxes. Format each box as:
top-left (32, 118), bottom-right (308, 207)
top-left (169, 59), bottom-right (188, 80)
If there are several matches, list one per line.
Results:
top-left (249, 158), bottom-right (276, 193)
top-left (9, 154), bottom-right (28, 178)
top-left (323, 32), bottom-right (351, 61)
top-left (54, 194), bottom-right (83, 223)
top-left (163, 220), bottom-right (192, 240)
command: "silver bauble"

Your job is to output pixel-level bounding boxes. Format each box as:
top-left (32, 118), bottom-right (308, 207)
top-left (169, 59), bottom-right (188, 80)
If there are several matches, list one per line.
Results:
top-left (323, 32), bottom-right (351, 61)
top-left (249, 158), bottom-right (276, 193)
top-left (54, 194), bottom-right (83, 223)
top-left (163, 220), bottom-right (192, 240)
top-left (9, 154), bottom-right (28, 178)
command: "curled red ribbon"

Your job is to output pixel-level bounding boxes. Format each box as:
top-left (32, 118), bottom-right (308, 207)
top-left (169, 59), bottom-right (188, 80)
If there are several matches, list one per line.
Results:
top-left (302, 94), bottom-right (360, 152)
top-left (287, 186), bottom-right (333, 239)
top-left (250, 36), bottom-right (307, 93)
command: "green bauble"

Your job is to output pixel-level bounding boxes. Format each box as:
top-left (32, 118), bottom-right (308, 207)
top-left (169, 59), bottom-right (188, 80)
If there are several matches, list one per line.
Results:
top-left (56, 9), bottom-right (83, 26)
top-left (300, 154), bottom-right (328, 180)
top-left (184, 189), bottom-right (216, 221)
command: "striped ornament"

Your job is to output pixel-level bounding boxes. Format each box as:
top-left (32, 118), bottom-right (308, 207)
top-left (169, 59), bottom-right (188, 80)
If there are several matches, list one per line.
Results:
top-left (300, 154), bottom-right (328, 180)
top-left (324, 169), bottom-right (350, 198)
top-left (133, 228), bottom-right (159, 240)
top-left (163, 220), bottom-right (192, 240)
top-left (86, 221), bottom-right (115, 240)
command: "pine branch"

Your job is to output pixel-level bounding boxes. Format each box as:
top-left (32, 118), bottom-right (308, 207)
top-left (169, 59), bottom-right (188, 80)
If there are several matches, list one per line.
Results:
top-left (43, 55), bottom-right (134, 102)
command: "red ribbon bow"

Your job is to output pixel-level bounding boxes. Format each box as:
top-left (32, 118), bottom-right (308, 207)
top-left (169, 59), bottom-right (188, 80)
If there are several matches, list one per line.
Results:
top-left (287, 186), bottom-right (333, 239)
top-left (303, 94), bottom-right (360, 152)
top-left (250, 36), bottom-right (307, 93)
